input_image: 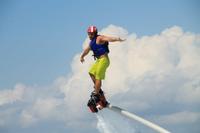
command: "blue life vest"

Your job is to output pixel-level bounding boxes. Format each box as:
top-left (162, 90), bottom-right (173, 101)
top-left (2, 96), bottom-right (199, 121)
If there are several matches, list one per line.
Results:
top-left (89, 36), bottom-right (109, 58)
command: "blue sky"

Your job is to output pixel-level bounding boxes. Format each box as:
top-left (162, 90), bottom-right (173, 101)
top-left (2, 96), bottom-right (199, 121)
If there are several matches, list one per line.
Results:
top-left (0, 0), bottom-right (200, 133)
top-left (0, 0), bottom-right (199, 88)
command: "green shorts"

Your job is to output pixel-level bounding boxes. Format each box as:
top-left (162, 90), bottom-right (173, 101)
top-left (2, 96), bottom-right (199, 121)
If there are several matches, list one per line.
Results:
top-left (89, 56), bottom-right (110, 80)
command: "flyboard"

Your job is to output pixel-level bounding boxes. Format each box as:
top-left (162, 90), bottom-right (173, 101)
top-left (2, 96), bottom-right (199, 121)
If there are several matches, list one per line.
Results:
top-left (87, 90), bottom-right (171, 133)
top-left (87, 89), bottom-right (108, 113)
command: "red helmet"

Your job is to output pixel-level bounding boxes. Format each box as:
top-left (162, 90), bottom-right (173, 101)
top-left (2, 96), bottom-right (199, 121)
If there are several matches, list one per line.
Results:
top-left (87, 26), bottom-right (98, 33)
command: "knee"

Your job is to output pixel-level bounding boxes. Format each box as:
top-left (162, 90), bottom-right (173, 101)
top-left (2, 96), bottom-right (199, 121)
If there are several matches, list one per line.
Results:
top-left (95, 80), bottom-right (101, 85)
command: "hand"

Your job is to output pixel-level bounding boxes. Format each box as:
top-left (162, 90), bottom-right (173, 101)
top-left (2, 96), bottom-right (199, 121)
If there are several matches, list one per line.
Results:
top-left (118, 38), bottom-right (126, 42)
top-left (80, 57), bottom-right (85, 63)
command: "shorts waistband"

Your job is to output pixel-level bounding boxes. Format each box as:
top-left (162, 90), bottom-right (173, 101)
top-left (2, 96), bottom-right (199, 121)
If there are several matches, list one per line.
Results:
top-left (95, 54), bottom-right (108, 59)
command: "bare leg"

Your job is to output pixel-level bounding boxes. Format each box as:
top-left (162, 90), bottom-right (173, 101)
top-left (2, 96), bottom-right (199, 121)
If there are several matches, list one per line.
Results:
top-left (89, 73), bottom-right (102, 94)
top-left (89, 73), bottom-right (96, 84)
top-left (94, 79), bottom-right (101, 94)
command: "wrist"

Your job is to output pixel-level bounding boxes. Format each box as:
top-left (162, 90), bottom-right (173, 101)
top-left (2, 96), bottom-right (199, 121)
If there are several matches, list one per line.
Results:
top-left (115, 37), bottom-right (120, 41)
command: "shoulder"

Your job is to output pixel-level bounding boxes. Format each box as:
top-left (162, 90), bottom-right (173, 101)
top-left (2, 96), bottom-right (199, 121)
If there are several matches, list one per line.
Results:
top-left (96, 35), bottom-right (107, 44)
top-left (96, 35), bottom-right (102, 39)
top-left (97, 35), bottom-right (106, 39)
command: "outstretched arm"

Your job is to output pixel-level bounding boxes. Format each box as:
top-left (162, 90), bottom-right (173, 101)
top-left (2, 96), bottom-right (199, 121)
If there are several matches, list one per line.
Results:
top-left (97, 35), bottom-right (125, 44)
top-left (80, 45), bottom-right (90, 63)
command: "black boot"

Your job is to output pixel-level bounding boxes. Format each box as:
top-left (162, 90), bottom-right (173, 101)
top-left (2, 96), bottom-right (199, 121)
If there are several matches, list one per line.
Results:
top-left (87, 98), bottom-right (98, 113)
top-left (87, 91), bottom-right (101, 113)
top-left (90, 91), bottom-right (100, 104)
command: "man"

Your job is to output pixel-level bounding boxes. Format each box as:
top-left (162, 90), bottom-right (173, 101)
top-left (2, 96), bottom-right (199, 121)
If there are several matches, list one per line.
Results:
top-left (80, 26), bottom-right (125, 109)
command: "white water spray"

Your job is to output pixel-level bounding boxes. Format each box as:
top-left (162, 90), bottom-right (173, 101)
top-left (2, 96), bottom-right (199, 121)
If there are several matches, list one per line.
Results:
top-left (96, 114), bottom-right (115, 133)
top-left (96, 109), bottom-right (137, 133)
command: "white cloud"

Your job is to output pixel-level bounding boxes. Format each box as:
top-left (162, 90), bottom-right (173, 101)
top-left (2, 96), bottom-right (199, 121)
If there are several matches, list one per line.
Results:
top-left (0, 84), bottom-right (25, 106)
top-left (176, 79), bottom-right (200, 104)
top-left (157, 111), bottom-right (200, 125)
top-left (20, 110), bottom-right (38, 127)
top-left (45, 25), bottom-right (199, 133)
top-left (20, 98), bottom-right (63, 127)
top-left (1, 25), bottom-right (200, 133)
top-left (59, 25), bottom-right (200, 132)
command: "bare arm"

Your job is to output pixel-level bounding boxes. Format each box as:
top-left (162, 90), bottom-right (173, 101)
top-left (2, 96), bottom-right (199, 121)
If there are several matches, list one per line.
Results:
top-left (80, 45), bottom-right (91, 63)
top-left (97, 35), bottom-right (125, 44)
